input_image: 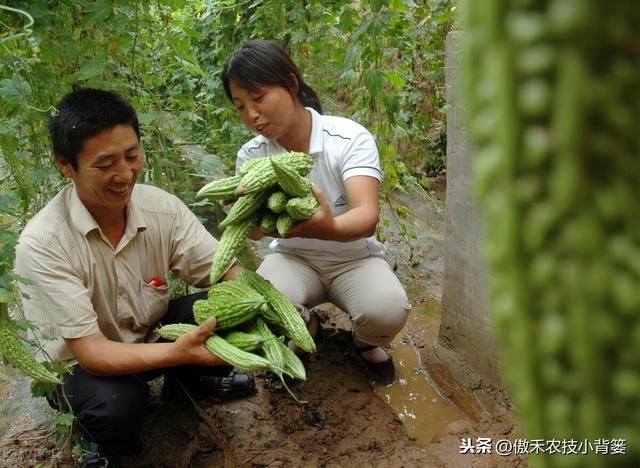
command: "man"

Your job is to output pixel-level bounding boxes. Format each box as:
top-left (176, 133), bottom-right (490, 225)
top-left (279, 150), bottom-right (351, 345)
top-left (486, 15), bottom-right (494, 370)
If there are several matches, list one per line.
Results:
top-left (14, 89), bottom-right (254, 467)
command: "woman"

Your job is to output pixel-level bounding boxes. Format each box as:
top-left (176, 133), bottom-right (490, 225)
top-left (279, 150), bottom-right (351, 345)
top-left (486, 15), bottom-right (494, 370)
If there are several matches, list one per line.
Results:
top-left (222, 39), bottom-right (410, 384)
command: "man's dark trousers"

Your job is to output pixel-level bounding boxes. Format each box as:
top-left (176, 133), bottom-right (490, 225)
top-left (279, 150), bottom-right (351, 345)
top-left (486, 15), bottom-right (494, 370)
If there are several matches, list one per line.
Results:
top-left (47, 292), bottom-right (232, 457)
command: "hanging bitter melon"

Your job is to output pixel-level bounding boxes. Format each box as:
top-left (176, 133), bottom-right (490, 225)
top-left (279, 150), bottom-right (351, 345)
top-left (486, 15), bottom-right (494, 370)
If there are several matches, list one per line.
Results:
top-left (0, 303), bottom-right (62, 384)
top-left (463, 0), bottom-right (640, 465)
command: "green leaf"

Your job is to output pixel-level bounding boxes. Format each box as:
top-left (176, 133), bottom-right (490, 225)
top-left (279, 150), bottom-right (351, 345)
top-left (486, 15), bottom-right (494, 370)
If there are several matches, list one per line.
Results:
top-left (0, 122), bottom-right (18, 136)
top-left (0, 287), bottom-right (12, 302)
top-left (70, 62), bottom-right (106, 81)
top-left (340, 69), bottom-right (358, 87)
top-left (352, 17), bottom-right (373, 43)
top-left (385, 70), bottom-right (404, 90)
top-left (369, 0), bottom-right (386, 14)
top-left (159, 0), bottom-right (186, 7)
top-left (383, 95), bottom-right (400, 114)
top-left (338, 7), bottom-right (357, 32)
top-left (389, 0), bottom-right (414, 11)
top-left (180, 111), bottom-right (204, 123)
top-left (396, 206), bottom-right (409, 217)
top-left (53, 411), bottom-right (75, 436)
top-left (363, 69), bottom-right (385, 98)
top-left (31, 381), bottom-right (56, 399)
top-left (72, 443), bottom-right (84, 459)
top-left (0, 75), bottom-right (32, 105)
top-left (81, 0), bottom-right (113, 26)
top-left (138, 111), bottom-right (168, 126)
top-left (184, 147), bottom-right (227, 175)
top-left (343, 45), bottom-right (359, 71)
top-left (175, 56), bottom-right (204, 77)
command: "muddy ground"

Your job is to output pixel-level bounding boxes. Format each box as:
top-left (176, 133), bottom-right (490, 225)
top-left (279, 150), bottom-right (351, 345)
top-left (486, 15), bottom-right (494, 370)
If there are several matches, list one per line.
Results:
top-left (0, 177), bottom-right (525, 467)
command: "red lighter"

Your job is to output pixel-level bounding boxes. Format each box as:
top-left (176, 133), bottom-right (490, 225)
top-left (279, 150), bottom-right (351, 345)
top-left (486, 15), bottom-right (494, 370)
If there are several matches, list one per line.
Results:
top-left (148, 277), bottom-right (163, 287)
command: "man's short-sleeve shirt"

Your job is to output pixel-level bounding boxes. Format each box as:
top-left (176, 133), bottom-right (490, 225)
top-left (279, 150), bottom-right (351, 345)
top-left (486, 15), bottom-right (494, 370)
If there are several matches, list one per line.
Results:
top-left (235, 107), bottom-right (385, 261)
top-left (14, 183), bottom-right (218, 364)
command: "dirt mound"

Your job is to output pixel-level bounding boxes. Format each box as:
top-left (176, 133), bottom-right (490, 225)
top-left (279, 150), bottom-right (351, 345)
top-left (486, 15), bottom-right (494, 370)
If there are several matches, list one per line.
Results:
top-left (124, 327), bottom-right (440, 468)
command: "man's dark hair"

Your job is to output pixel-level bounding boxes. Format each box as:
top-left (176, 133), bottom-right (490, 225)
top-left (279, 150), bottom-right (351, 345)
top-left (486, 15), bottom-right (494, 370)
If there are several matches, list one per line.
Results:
top-left (48, 89), bottom-right (140, 170)
top-left (222, 39), bottom-right (322, 114)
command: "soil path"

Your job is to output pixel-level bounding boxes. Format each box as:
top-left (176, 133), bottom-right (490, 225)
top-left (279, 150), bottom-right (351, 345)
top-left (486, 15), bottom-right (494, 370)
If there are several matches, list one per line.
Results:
top-left (0, 178), bottom-right (524, 467)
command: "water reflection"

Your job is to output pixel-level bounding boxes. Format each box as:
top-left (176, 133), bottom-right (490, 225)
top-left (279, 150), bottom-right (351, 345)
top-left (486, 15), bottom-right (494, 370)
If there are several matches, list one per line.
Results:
top-left (373, 297), bottom-right (469, 444)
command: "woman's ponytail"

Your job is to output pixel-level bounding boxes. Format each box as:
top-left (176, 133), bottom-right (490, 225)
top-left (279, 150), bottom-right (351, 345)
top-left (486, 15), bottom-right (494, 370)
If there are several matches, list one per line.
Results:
top-left (299, 81), bottom-right (322, 114)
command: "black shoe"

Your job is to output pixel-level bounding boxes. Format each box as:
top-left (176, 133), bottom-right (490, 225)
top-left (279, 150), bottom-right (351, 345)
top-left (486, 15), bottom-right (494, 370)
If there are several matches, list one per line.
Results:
top-left (78, 435), bottom-right (122, 468)
top-left (165, 370), bottom-right (256, 402)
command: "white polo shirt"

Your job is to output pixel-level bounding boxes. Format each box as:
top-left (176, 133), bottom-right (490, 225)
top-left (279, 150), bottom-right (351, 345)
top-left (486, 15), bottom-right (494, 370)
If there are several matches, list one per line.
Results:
top-left (235, 107), bottom-right (385, 261)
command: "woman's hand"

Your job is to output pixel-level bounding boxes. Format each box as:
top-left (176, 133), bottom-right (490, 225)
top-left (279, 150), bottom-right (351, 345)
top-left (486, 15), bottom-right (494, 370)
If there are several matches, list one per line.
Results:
top-left (173, 317), bottom-right (226, 366)
top-left (285, 185), bottom-right (337, 239)
top-left (286, 177), bottom-right (379, 241)
top-left (248, 226), bottom-right (267, 240)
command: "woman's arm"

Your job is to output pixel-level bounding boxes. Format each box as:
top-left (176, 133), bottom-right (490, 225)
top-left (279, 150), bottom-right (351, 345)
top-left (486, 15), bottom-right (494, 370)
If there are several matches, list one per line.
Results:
top-left (285, 176), bottom-right (380, 241)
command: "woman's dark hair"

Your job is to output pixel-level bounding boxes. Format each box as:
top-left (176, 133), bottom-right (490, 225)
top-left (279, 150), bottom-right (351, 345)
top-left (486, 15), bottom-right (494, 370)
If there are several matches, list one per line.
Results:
top-left (48, 88), bottom-right (140, 170)
top-left (222, 39), bottom-right (322, 114)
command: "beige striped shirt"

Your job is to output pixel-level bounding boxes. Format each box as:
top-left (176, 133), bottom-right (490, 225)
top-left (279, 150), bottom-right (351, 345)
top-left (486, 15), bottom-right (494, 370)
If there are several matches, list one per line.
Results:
top-left (15, 183), bottom-right (219, 364)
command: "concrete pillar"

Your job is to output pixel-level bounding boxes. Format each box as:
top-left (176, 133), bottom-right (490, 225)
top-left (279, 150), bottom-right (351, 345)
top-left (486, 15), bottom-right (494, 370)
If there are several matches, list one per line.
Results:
top-left (425, 31), bottom-right (509, 419)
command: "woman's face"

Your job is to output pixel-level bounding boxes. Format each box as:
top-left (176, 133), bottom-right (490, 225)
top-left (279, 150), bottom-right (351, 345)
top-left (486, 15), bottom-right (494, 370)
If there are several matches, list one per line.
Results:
top-left (229, 81), bottom-right (299, 141)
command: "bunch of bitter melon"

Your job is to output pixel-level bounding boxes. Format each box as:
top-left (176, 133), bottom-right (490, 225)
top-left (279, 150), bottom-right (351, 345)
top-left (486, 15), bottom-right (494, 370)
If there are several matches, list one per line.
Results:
top-left (197, 152), bottom-right (318, 285)
top-left (157, 271), bottom-right (314, 402)
top-left (463, 0), bottom-right (640, 464)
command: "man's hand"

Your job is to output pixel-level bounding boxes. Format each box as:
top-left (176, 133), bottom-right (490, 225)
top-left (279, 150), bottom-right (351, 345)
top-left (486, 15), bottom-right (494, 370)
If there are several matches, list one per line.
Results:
top-left (174, 317), bottom-right (226, 366)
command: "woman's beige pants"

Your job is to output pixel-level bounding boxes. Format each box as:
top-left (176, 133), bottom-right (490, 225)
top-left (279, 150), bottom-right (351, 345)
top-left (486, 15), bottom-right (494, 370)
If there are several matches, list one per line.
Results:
top-left (257, 252), bottom-right (411, 347)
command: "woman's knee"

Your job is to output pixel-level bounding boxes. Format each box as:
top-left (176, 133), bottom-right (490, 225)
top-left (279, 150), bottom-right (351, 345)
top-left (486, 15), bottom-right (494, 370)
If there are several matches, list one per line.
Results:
top-left (351, 298), bottom-right (411, 346)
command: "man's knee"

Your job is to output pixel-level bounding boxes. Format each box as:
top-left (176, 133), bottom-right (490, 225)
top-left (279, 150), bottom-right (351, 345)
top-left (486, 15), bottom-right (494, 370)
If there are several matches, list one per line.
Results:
top-left (68, 374), bottom-right (149, 442)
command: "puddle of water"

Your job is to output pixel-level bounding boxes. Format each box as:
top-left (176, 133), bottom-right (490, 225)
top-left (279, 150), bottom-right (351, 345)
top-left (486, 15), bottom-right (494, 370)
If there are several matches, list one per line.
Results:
top-left (373, 297), bottom-right (468, 444)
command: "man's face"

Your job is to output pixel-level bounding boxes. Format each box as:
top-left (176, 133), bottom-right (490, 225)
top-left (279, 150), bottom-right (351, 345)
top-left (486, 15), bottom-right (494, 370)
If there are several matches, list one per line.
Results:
top-left (55, 124), bottom-right (143, 217)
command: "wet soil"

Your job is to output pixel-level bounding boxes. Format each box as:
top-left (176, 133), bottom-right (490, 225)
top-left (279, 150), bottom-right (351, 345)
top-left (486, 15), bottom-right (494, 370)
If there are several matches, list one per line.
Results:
top-left (0, 177), bottom-right (525, 467)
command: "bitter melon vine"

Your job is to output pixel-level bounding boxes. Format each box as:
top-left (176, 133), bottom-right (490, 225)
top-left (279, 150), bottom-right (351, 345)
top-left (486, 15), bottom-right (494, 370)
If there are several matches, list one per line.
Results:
top-left (463, 0), bottom-right (640, 466)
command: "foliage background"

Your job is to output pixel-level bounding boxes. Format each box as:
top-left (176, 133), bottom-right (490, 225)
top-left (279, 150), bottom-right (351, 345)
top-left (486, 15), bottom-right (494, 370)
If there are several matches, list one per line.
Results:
top-left (0, 0), bottom-right (455, 304)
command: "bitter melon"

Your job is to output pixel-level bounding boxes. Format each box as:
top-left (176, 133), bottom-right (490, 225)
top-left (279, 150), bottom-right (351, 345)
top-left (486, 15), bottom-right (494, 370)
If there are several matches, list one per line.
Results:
top-left (1, 148), bottom-right (36, 203)
top-left (0, 303), bottom-right (62, 384)
top-left (236, 271), bottom-right (315, 353)
top-left (248, 317), bottom-right (306, 403)
top-left (286, 195), bottom-right (319, 220)
top-left (218, 191), bottom-right (270, 229)
top-left (222, 330), bottom-right (267, 352)
top-left (210, 216), bottom-right (258, 284)
top-left (239, 152), bottom-right (313, 176)
top-left (260, 211), bottom-right (277, 233)
top-left (193, 296), bottom-right (265, 330)
top-left (276, 213), bottom-right (295, 237)
top-left (156, 323), bottom-right (271, 371)
top-left (267, 191), bottom-right (289, 214)
top-left (270, 159), bottom-right (312, 197)
top-left (196, 175), bottom-right (241, 201)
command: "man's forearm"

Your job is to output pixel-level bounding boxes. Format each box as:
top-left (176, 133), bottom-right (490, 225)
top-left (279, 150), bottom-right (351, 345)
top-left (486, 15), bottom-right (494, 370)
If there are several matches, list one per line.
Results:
top-left (65, 323), bottom-right (223, 376)
top-left (65, 333), bottom-right (185, 376)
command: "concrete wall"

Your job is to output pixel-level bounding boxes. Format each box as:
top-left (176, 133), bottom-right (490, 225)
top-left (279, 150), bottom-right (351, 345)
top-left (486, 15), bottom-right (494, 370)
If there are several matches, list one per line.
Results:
top-left (426, 31), bottom-right (508, 419)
